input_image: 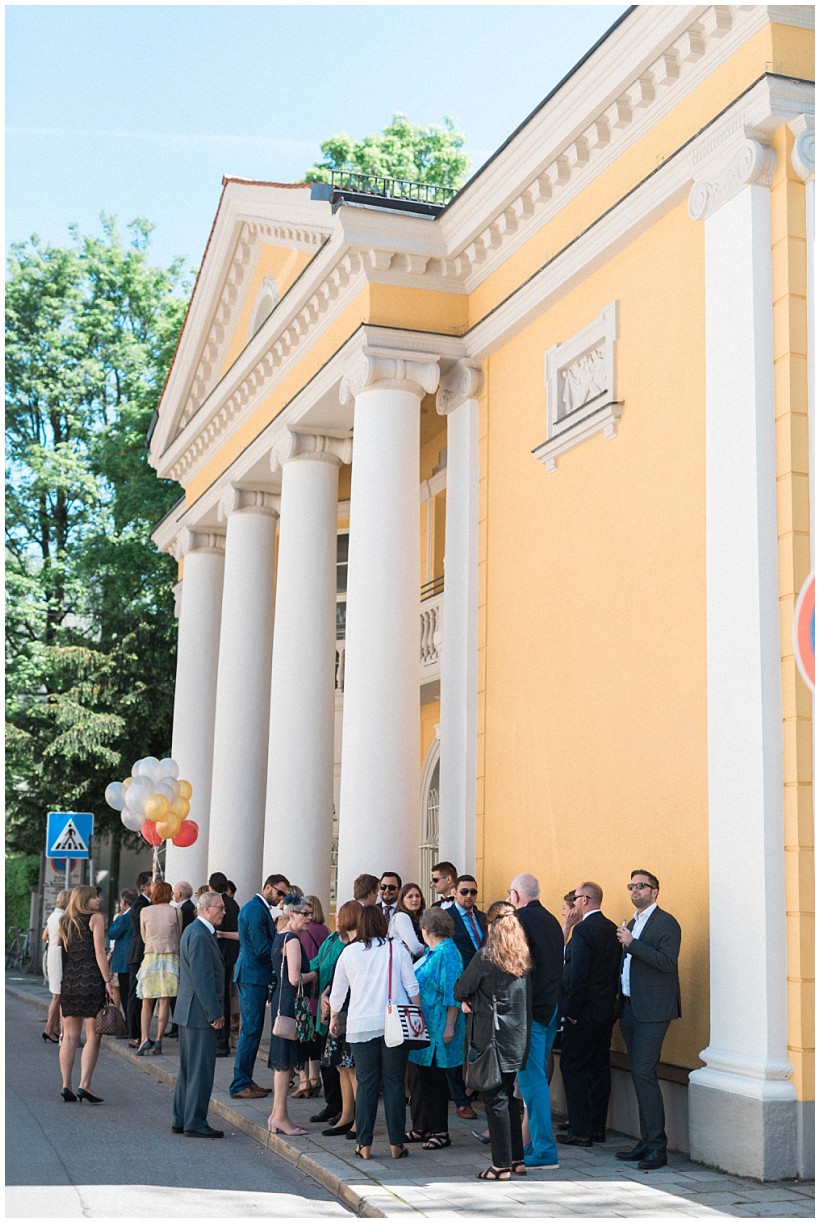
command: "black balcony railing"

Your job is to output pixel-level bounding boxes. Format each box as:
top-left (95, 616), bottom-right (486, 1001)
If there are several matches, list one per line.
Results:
top-left (421, 574), bottom-right (444, 601)
top-left (311, 172), bottom-right (456, 217)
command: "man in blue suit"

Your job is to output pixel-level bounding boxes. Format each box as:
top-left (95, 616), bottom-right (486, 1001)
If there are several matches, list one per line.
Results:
top-left (229, 873), bottom-right (289, 1099)
top-left (172, 892), bottom-right (227, 1138)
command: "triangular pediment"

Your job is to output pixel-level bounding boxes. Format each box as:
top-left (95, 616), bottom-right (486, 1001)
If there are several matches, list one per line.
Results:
top-left (151, 179), bottom-right (333, 467)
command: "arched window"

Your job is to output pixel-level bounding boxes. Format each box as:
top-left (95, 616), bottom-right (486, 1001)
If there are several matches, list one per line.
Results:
top-left (419, 736), bottom-right (440, 890)
top-left (248, 276), bottom-right (279, 340)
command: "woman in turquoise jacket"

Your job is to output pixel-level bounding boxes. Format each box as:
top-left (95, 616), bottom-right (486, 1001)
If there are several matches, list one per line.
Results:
top-left (407, 906), bottom-right (465, 1150)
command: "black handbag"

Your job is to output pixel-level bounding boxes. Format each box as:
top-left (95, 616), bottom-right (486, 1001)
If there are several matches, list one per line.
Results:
top-left (463, 997), bottom-right (502, 1092)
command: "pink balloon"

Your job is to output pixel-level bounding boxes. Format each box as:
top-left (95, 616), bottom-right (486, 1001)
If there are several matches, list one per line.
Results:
top-left (172, 820), bottom-right (199, 848)
top-left (141, 819), bottom-right (163, 847)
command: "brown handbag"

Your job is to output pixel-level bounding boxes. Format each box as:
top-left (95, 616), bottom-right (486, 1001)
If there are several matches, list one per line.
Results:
top-left (94, 999), bottom-right (127, 1037)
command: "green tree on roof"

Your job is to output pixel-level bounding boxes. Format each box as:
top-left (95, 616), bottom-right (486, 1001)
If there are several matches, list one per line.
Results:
top-left (304, 112), bottom-right (470, 189)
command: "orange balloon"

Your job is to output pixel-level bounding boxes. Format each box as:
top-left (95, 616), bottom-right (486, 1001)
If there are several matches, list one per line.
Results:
top-left (145, 793), bottom-right (169, 822)
top-left (171, 797), bottom-right (190, 820)
top-left (178, 779), bottom-right (193, 800)
top-left (122, 777), bottom-right (133, 790)
top-left (155, 813), bottom-right (182, 840)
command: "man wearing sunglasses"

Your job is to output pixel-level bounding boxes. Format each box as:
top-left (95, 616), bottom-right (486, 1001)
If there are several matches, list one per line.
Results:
top-left (229, 873), bottom-right (289, 1100)
top-left (614, 869), bottom-right (681, 1170)
top-left (378, 872), bottom-right (401, 920)
top-left (450, 875), bottom-right (488, 971)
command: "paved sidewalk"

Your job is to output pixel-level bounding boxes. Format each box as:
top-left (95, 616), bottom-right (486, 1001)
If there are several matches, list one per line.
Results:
top-left (8, 972), bottom-right (814, 1219)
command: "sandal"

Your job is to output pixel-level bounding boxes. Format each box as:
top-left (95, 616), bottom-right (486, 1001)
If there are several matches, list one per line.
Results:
top-left (308, 1078), bottom-right (322, 1097)
top-left (290, 1082), bottom-right (312, 1099)
top-left (404, 1129), bottom-right (429, 1144)
top-left (422, 1133), bottom-right (451, 1150)
top-left (477, 1166), bottom-right (511, 1180)
top-left (390, 1144), bottom-right (409, 1160)
top-left (354, 1145), bottom-right (371, 1160)
top-left (511, 1161), bottom-right (527, 1175)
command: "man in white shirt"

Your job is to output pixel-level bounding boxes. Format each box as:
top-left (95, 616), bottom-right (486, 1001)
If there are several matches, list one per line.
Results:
top-left (615, 869), bottom-right (682, 1170)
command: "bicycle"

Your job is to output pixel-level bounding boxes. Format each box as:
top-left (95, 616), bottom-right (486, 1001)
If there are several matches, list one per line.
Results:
top-left (6, 926), bottom-right (34, 973)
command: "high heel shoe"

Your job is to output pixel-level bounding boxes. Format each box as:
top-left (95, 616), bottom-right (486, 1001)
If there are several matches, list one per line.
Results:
top-left (42, 1031), bottom-right (59, 1043)
top-left (308, 1077), bottom-right (322, 1097)
top-left (267, 1116), bottom-right (308, 1137)
top-left (77, 1088), bottom-right (103, 1104)
top-left (289, 1082), bottom-right (312, 1099)
top-left (60, 1087), bottom-right (77, 1102)
top-left (390, 1144), bottom-right (409, 1160)
top-left (354, 1145), bottom-right (371, 1160)
top-left (151, 1040), bottom-right (163, 1056)
top-left (135, 1040), bottom-right (154, 1057)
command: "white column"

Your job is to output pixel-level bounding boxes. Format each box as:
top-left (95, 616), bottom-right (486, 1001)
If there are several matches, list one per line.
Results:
top-left (263, 431), bottom-right (351, 908)
top-left (165, 529), bottom-right (224, 886)
top-left (208, 487), bottom-right (278, 902)
top-left (335, 350), bottom-right (440, 899)
top-left (687, 137), bottom-right (797, 1179)
top-left (790, 115), bottom-right (815, 566)
top-left (435, 363), bottom-right (482, 872)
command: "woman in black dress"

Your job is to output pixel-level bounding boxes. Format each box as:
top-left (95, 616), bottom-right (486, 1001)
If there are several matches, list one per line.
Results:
top-left (266, 894), bottom-right (317, 1136)
top-left (58, 886), bottom-right (114, 1103)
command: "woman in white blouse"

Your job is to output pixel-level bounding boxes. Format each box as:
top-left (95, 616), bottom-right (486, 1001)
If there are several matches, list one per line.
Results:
top-left (42, 890), bottom-right (71, 1042)
top-left (388, 883), bottom-right (426, 959)
top-left (329, 905), bottom-right (420, 1161)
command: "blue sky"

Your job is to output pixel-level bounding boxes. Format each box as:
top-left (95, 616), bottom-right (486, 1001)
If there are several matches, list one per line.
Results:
top-left (6, 4), bottom-right (629, 273)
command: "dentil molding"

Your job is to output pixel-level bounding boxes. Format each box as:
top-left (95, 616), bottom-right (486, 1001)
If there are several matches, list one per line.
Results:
top-left (436, 362), bottom-right (484, 415)
top-left (272, 429), bottom-right (353, 471)
top-left (339, 350), bottom-right (440, 404)
top-left (688, 131), bottom-right (777, 221)
top-left (218, 485), bottom-right (280, 521)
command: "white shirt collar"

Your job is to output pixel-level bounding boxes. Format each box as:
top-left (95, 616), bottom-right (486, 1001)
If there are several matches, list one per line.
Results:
top-left (581, 908), bottom-right (601, 920)
top-left (633, 902), bottom-right (658, 924)
top-left (197, 914), bottom-right (215, 933)
top-left (256, 892), bottom-right (273, 911)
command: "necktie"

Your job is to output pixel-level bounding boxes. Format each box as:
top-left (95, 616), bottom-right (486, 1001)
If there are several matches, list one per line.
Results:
top-left (467, 910), bottom-right (482, 949)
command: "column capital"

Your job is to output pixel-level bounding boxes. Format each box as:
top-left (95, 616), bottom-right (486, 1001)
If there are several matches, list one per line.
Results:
top-left (169, 526), bottom-right (226, 561)
top-left (789, 114), bottom-right (815, 184)
top-left (271, 429), bottom-right (353, 472)
top-left (436, 362), bottom-right (484, 415)
top-left (688, 133), bottom-right (776, 223)
top-left (218, 485), bottom-right (280, 523)
top-left (339, 348), bottom-right (440, 405)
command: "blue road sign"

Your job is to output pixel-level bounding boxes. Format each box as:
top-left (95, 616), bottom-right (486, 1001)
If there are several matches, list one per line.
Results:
top-left (46, 812), bottom-right (94, 859)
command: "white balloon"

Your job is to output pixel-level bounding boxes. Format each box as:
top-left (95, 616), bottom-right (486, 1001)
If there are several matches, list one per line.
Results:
top-left (159, 757), bottom-right (180, 780)
top-left (156, 779), bottom-right (179, 802)
top-left (140, 756), bottom-right (160, 779)
top-left (121, 809), bottom-right (144, 833)
top-left (131, 758), bottom-right (145, 778)
top-left (105, 781), bottom-right (125, 811)
top-left (125, 786), bottom-right (147, 816)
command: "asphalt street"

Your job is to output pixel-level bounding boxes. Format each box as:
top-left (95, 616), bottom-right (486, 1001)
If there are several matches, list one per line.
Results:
top-left (5, 993), bottom-right (352, 1218)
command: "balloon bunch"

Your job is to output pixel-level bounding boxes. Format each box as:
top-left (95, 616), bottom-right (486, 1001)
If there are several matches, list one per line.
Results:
top-left (104, 757), bottom-right (199, 848)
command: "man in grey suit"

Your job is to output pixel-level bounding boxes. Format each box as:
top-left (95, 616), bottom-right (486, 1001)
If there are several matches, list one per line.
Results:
top-left (615, 869), bottom-right (681, 1170)
top-left (172, 891), bottom-right (227, 1138)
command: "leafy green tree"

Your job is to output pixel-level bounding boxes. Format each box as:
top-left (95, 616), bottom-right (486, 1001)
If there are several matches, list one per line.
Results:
top-left (5, 217), bottom-right (189, 861)
top-left (304, 112), bottom-right (470, 189)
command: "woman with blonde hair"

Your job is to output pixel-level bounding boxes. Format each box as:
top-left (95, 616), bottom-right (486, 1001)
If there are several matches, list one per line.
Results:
top-left (136, 880), bottom-right (183, 1056)
top-left (454, 905), bottom-right (532, 1181)
top-left (292, 894), bottom-right (330, 1098)
top-left (58, 885), bottom-right (113, 1102)
top-left (42, 889), bottom-right (71, 1042)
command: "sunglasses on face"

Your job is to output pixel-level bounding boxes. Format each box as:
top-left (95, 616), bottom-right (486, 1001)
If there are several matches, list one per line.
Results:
top-left (379, 884), bottom-right (397, 891)
top-left (458, 888), bottom-right (478, 897)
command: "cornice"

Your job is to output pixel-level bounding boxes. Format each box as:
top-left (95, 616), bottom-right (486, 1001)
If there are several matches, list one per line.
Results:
top-left (439, 5), bottom-right (798, 292)
top-left (464, 74), bottom-right (814, 360)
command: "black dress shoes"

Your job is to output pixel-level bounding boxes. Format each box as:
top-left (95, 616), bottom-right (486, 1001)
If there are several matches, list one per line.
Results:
top-left (172, 1125), bottom-right (184, 1134)
top-left (557, 1133), bottom-right (593, 1147)
top-left (592, 1131), bottom-right (607, 1143)
top-left (185, 1126), bottom-right (224, 1138)
top-left (310, 1107), bottom-right (340, 1124)
top-left (616, 1143), bottom-right (649, 1161)
top-left (638, 1152), bottom-right (668, 1170)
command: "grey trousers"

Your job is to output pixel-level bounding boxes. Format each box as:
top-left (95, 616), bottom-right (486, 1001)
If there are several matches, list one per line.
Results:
top-left (619, 1002), bottom-right (671, 1153)
top-left (173, 1024), bottom-right (218, 1133)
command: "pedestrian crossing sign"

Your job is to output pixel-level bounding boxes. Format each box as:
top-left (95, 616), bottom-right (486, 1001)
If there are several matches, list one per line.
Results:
top-left (46, 812), bottom-right (93, 859)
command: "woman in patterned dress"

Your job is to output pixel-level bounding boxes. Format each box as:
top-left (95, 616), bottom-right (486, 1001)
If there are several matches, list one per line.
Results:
top-left (136, 880), bottom-right (183, 1056)
top-left (58, 886), bottom-right (113, 1102)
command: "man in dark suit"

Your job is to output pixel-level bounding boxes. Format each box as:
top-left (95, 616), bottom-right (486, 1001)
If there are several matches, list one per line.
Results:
top-left (126, 870), bottom-right (153, 1044)
top-left (511, 871), bottom-right (564, 1168)
top-left (173, 881), bottom-right (197, 930)
top-left (430, 861), bottom-right (458, 910)
top-left (615, 869), bottom-right (682, 1170)
top-left (450, 875), bottom-right (488, 970)
top-left (557, 881), bottom-right (621, 1147)
top-left (229, 873), bottom-right (289, 1099)
top-left (378, 871), bottom-right (401, 921)
top-left (209, 871), bottom-right (240, 1056)
top-left (172, 891), bottom-right (226, 1138)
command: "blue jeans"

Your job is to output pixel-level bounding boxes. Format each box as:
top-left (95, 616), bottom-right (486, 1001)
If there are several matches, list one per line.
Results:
top-left (518, 1007), bottom-right (559, 1166)
top-left (229, 981), bottom-right (268, 1094)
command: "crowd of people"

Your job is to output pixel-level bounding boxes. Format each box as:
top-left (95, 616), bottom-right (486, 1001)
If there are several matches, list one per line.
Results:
top-left (40, 860), bottom-right (681, 1181)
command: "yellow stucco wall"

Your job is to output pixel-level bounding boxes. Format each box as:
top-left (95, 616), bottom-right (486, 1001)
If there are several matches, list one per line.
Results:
top-left (479, 200), bottom-right (709, 1071)
top-left (770, 125), bottom-right (814, 1104)
top-left (220, 243), bottom-right (315, 377)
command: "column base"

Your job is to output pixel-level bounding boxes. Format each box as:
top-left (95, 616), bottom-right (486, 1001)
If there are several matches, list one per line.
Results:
top-left (688, 1068), bottom-right (798, 1180)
